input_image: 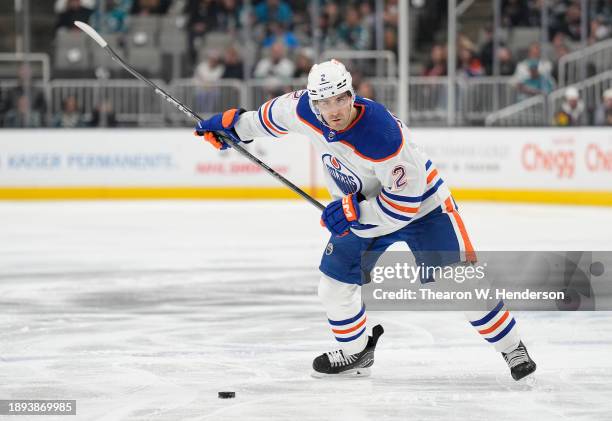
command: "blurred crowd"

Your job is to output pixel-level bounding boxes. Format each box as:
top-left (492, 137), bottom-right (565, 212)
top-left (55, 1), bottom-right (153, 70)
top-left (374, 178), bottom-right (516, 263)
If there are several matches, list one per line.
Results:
top-left (0, 63), bottom-right (120, 128)
top-left (1, 0), bottom-right (612, 127)
top-left (52, 0), bottom-right (398, 65)
top-left (55, 0), bottom-right (173, 33)
top-left (416, 0), bottom-right (612, 126)
top-left (501, 0), bottom-right (612, 43)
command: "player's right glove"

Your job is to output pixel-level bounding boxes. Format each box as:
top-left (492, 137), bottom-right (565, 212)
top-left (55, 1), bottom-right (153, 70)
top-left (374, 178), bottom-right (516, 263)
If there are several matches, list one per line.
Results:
top-left (194, 108), bottom-right (245, 150)
top-left (321, 193), bottom-right (360, 237)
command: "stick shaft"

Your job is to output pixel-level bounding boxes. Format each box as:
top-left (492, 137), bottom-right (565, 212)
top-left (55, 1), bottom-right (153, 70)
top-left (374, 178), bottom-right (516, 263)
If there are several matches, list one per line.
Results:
top-left (104, 45), bottom-right (325, 211)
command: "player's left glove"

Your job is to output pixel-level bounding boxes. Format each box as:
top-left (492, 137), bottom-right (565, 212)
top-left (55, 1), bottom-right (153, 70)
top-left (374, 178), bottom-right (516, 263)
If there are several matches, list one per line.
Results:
top-left (321, 193), bottom-right (360, 237)
top-left (194, 108), bottom-right (245, 150)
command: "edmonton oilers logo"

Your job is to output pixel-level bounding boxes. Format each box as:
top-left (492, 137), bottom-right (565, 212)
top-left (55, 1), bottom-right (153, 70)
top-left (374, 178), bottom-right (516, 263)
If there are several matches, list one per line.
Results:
top-left (322, 154), bottom-right (362, 195)
top-left (328, 130), bottom-right (336, 140)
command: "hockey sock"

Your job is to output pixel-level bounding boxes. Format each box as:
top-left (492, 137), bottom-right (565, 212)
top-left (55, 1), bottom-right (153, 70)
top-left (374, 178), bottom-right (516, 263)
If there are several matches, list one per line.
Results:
top-left (464, 300), bottom-right (521, 353)
top-left (318, 275), bottom-right (368, 355)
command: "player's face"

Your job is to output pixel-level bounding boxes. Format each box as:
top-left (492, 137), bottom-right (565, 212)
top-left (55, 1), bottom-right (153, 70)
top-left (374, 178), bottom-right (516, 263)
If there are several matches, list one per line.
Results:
top-left (316, 92), bottom-right (353, 131)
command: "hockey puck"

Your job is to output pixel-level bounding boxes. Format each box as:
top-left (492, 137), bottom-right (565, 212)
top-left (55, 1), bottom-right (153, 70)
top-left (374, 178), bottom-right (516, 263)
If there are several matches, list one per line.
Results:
top-left (218, 392), bottom-right (235, 399)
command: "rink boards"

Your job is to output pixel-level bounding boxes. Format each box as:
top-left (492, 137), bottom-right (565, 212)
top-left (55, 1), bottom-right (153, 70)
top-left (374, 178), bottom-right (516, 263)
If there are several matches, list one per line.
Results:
top-left (0, 128), bottom-right (611, 205)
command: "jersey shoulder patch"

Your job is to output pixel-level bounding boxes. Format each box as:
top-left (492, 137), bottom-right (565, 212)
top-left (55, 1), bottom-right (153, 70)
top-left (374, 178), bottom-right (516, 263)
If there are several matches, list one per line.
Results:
top-left (285, 89), bottom-right (307, 100)
top-left (339, 97), bottom-right (404, 162)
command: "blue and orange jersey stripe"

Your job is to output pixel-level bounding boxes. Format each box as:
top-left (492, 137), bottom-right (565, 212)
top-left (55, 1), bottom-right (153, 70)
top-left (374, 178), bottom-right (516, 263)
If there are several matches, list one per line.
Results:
top-left (263, 98), bottom-right (288, 135)
top-left (379, 192), bottom-right (419, 214)
top-left (258, 98), bottom-right (288, 137)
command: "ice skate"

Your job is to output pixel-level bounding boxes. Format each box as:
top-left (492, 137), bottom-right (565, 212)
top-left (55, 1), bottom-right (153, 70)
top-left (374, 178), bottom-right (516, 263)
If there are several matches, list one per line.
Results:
top-left (502, 341), bottom-right (537, 381)
top-left (312, 324), bottom-right (384, 378)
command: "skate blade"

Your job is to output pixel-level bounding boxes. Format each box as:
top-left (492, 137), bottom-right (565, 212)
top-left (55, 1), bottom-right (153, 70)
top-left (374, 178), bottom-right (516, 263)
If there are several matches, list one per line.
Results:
top-left (496, 372), bottom-right (537, 390)
top-left (311, 367), bottom-right (371, 379)
top-left (516, 373), bottom-right (537, 387)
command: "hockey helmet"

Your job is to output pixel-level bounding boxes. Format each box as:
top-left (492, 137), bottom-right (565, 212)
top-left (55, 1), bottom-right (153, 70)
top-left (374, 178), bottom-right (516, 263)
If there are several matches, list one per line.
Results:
top-left (307, 59), bottom-right (355, 120)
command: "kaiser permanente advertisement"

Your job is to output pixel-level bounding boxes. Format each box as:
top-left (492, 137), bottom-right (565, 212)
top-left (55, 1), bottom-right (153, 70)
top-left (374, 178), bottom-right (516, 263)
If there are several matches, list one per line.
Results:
top-left (0, 128), bottom-right (610, 204)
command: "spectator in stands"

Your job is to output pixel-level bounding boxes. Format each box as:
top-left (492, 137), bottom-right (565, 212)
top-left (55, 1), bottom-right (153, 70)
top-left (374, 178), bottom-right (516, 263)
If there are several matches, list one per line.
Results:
top-left (511, 42), bottom-right (553, 85)
top-left (421, 44), bottom-right (449, 108)
top-left (384, 0), bottom-right (399, 28)
top-left (457, 47), bottom-right (484, 77)
top-left (89, 0), bottom-right (130, 34)
top-left (130, 0), bottom-right (171, 15)
top-left (52, 95), bottom-right (86, 128)
top-left (413, 0), bottom-right (444, 48)
top-left (593, 0), bottom-right (612, 19)
top-left (517, 59), bottom-right (554, 100)
top-left (497, 46), bottom-right (517, 75)
top-left (550, 2), bottom-right (583, 42)
top-left (359, 1), bottom-right (375, 35)
top-left (217, 0), bottom-right (242, 33)
top-left (350, 69), bottom-right (364, 94)
top-left (293, 47), bottom-right (314, 78)
top-left (478, 25), bottom-right (495, 75)
top-left (194, 49), bottom-right (225, 84)
top-left (422, 44), bottom-right (447, 76)
top-left (320, 2), bottom-right (342, 49)
top-left (254, 0), bottom-right (292, 26)
top-left (477, 26), bottom-right (514, 76)
top-left (221, 46), bottom-right (244, 79)
top-left (457, 33), bottom-right (478, 54)
top-left (554, 87), bottom-right (585, 126)
top-left (290, 7), bottom-right (310, 46)
top-left (551, 33), bottom-right (571, 82)
top-left (324, 2), bottom-right (342, 29)
top-left (551, 32), bottom-right (571, 57)
top-left (3, 95), bottom-right (42, 128)
top-left (253, 41), bottom-right (295, 82)
top-left (263, 22), bottom-right (299, 50)
top-left (337, 8), bottom-right (371, 50)
top-left (356, 80), bottom-right (375, 100)
top-left (501, 0), bottom-right (531, 27)
top-left (193, 49), bottom-right (225, 112)
top-left (594, 88), bottom-right (612, 126)
top-left (89, 100), bottom-right (118, 127)
top-left (55, 0), bottom-right (94, 31)
top-left (384, 27), bottom-right (398, 57)
top-left (525, 0), bottom-right (543, 26)
top-left (0, 64), bottom-right (47, 122)
top-left (589, 15), bottom-right (611, 45)
top-left (186, 0), bottom-right (222, 62)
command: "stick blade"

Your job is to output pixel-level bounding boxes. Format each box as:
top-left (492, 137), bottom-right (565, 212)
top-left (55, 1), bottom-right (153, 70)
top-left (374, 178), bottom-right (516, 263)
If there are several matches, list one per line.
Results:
top-left (74, 21), bottom-right (107, 48)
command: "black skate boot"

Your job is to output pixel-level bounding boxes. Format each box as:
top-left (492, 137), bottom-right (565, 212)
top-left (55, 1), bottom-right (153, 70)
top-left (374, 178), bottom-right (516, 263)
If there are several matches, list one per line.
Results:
top-left (312, 324), bottom-right (384, 378)
top-left (502, 341), bottom-right (537, 381)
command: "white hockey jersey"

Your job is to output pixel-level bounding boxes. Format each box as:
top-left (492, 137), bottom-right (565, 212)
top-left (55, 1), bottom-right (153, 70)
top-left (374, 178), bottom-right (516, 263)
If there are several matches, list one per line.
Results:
top-left (234, 90), bottom-right (451, 238)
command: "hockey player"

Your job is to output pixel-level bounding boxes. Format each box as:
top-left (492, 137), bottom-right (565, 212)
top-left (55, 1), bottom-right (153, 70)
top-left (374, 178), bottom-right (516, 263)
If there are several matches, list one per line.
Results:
top-left (194, 60), bottom-right (536, 381)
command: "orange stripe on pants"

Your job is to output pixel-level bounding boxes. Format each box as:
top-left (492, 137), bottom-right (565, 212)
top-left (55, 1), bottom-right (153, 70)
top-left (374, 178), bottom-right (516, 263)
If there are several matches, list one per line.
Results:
top-left (445, 197), bottom-right (477, 263)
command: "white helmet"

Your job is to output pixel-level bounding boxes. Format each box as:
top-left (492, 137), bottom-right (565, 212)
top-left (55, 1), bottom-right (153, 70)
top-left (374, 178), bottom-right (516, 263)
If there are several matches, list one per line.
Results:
top-left (307, 59), bottom-right (354, 101)
top-left (307, 59), bottom-right (355, 121)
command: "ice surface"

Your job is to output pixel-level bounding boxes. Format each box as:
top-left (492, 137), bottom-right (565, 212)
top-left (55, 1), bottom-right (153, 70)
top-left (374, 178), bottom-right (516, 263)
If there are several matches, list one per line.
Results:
top-left (1, 201), bottom-right (611, 421)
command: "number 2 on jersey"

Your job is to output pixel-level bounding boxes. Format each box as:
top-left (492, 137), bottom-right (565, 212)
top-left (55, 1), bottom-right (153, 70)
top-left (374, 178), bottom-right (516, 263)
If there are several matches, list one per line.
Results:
top-left (391, 165), bottom-right (407, 189)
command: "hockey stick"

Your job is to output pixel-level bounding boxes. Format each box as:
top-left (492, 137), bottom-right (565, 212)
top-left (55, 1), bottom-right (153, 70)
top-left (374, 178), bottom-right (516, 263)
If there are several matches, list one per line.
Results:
top-left (74, 21), bottom-right (325, 211)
